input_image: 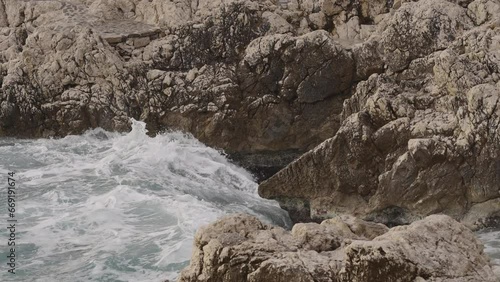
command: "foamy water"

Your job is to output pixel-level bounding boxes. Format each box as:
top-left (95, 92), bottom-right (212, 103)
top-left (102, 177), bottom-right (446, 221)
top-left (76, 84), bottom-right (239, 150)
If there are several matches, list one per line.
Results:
top-left (478, 228), bottom-right (500, 267)
top-left (0, 120), bottom-right (291, 281)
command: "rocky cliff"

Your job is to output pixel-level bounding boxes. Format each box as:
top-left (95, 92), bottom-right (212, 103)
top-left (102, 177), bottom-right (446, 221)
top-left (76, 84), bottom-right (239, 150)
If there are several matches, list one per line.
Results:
top-left (0, 0), bottom-right (373, 177)
top-left (2, 0), bottom-right (500, 280)
top-left (177, 213), bottom-right (498, 282)
top-left (259, 0), bottom-right (500, 229)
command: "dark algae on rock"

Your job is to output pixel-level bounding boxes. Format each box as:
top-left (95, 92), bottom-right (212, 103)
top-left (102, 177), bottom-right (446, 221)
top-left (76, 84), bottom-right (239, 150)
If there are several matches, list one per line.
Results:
top-left (1, 0), bottom-right (351, 176)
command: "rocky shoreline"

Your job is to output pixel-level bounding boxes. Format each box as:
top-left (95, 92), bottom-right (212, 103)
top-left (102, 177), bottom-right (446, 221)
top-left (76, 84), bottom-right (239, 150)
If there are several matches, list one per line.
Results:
top-left (1, 0), bottom-right (500, 280)
top-left (178, 213), bottom-right (499, 281)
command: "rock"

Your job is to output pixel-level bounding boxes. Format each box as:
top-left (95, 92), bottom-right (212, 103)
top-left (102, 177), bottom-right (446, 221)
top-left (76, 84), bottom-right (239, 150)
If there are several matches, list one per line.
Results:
top-left (381, 0), bottom-right (473, 72)
top-left (341, 215), bottom-right (498, 281)
top-left (308, 11), bottom-right (326, 29)
top-left (468, 0), bottom-right (500, 25)
top-left (1, 0), bottom-right (500, 211)
top-left (146, 69), bottom-right (165, 81)
top-left (132, 36), bottom-right (150, 48)
top-left (0, 1), bottom-right (8, 27)
top-left (262, 11), bottom-right (294, 34)
top-left (334, 15), bottom-right (362, 40)
top-left (359, 0), bottom-right (390, 21)
top-left (178, 214), bottom-right (498, 282)
top-left (259, 8), bottom-right (500, 227)
top-left (0, 0), bottom-right (394, 181)
top-left (327, 214), bottom-right (389, 240)
top-left (321, 0), bottom-right (348, 16)
top-left (239, 30), bottom-right (354, 104)
top-left (351, 38), bottom-right (385, 80)
top-left (1, 1), bottom-right (500, 280)
top-left (2, 0), bottom-right (347, 179)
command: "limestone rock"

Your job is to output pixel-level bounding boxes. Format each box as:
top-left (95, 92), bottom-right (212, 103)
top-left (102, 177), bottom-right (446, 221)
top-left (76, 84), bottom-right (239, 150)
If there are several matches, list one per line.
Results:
top-left (1, 0), bottom-right (352, 177)
top-left (262, 11), bottom-right (294, 34)
top-left (341, 215), bottom-right (498, 281)
top-left (1, 0), bottom-right (500, 191)
top-left (239, 30), bottom-right (354, 103)
top-left (381, 0), bottom-right (473, 72)
top-left (178, 214), bottom-right (498, 282)
top-left (259, 9), bottom-right (500, 227)
top-left (351, 38), bottom-right (384, 80)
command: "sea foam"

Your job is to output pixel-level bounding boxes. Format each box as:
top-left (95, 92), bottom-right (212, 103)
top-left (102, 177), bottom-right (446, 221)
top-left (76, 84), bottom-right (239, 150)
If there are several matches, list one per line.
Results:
top-left (0, 120), bottom-right (290, 282)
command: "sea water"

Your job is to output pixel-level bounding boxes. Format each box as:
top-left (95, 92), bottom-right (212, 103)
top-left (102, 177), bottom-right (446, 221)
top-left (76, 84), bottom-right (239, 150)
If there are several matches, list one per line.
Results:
top-left (478, 228), bottom-right (500, 267)
top-left (0, 119), bottom-right (291, 282)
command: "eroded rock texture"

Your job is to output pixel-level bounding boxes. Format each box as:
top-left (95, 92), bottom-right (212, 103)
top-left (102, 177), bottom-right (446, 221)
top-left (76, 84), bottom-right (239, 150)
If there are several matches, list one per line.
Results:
top-left (1, 0), bottom-right (500, 229)
top-left (177, 213), bottom-right (498, 282)
top-left (259, 0), bottom-right (500, 229)
top-left (0, 0), bottom-right (370, 177)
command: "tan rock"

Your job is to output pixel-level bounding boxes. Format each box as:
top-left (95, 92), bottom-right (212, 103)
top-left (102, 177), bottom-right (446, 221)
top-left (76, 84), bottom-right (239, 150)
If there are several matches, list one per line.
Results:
top-left (132, 36), bottom-right (150, 48)
top-left (178, 214), bottom-right (498, 282)
top-left (308, 11), bottom-right (326, 29)
top-left (259, 0), bottom-right (500, 228)
top-left (381, 0), bottom-right (473, 72)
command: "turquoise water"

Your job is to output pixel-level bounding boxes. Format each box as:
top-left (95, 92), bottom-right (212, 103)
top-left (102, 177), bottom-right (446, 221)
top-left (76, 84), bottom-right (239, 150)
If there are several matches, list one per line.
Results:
top-left (0, 120), bottom-right (291, 281)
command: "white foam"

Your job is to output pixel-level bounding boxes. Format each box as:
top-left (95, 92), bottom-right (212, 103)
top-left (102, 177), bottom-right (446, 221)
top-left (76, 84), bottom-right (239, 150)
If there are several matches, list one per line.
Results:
top-left (477, 228), bottom-right (500, 266)
top-left (0, 119), bottom-right (290, 281)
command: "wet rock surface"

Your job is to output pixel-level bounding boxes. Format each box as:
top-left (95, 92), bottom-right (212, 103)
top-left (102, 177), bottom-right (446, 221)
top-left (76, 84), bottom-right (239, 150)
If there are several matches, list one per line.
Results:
top-left (0, 0), bottom-right (499, 227)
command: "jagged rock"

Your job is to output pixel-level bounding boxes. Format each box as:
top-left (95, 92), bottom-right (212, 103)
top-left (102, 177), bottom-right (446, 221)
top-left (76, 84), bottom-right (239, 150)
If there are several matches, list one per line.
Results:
top-left (468, 0), bottom-right (500, 25)
top-left (259, 2), bottom-right (500, 228)
top-left (351, 38), bottom-right (385, 80)
top-left (1, 0), bottom-right (500, 279)
top-left (1, 0), bottom-right (354, 177)
top-left (308, 11), bottom-right (326, 29)
top-left (5, 0), bottom-right (466, 179)
top-left (31, 2), bottom-right (371, 180)
top-left (178, 214), bottom-right (498, 282)
top-left (262, 11), bottom-right (294, 34)
top-left (334, 14), bottom-right (362, 40)
top-left (238, 30), bottom-right (354, 103)
top-left (326, 214), bottom-right (389, 240)
top-left (381, 0), bottom-right (473, 72)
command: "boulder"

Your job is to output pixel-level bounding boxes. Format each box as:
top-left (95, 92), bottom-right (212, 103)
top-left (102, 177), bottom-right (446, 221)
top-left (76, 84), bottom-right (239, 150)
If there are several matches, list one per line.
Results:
top-left (178, 214), bottom-right (498, 282)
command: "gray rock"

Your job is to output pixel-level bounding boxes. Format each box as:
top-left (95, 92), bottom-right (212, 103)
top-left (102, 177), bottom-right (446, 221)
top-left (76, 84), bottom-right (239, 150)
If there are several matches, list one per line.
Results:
top-left (0, 0), bottom-right (358, 179)
top-left (178, 214), bottom-right (498, 282)
top-left (381, 0), bottom-right (473, 72)
top-left (239, 30), bottom-right (354, 104)
top-left (259, 5), bottom-right (500, 228)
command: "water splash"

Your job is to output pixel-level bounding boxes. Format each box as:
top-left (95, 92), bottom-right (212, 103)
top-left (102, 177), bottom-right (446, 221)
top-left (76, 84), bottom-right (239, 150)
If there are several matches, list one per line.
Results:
top-left (477, 228), bottom-right (500, 266)
top-left (0, 119), bottom-right (291, 281)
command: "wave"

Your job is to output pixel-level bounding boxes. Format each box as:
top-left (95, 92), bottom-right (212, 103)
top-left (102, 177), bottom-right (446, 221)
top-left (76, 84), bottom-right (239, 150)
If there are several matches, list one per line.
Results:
top-left (0, 119), bottom-right (291, 281)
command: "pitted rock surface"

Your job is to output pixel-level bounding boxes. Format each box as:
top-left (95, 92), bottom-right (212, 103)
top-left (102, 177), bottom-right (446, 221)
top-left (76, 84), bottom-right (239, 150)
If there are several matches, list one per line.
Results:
top-left (259, 0), bottom-right (500, 229)
top-left (15, 0), bottom-right (161, 43)
top-left (178, 214), bottom-right (499, 282)
top-left (2, 0), bottom-right (500, 227)
top-left (1, 0), bottom-right (371, 177)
